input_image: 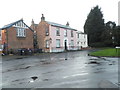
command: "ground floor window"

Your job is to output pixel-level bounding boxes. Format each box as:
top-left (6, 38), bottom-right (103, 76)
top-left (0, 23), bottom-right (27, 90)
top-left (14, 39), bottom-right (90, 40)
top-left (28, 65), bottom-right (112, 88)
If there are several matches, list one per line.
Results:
top-left (71, 40), bottom-right (74, 48)
top-left (56, 39), bottom-right (60, 48)
top-left (46, 40), bottom-right (49, 48)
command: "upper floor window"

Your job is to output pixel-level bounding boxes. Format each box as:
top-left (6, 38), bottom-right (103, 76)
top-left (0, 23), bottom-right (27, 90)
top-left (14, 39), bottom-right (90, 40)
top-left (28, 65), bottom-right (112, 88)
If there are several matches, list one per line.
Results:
top-left (45, 28), bottom-right (49, 36)
top-left (56, 27), bottom-right (60, 36)
top-left (56, 39), bottom-right (60, 48)
top-left (77, 33), bottom-right (79, 38)
top-left (71, 31), bottom-right (73, 37)
top-left (16, 28), bottom-right (26, 37)
top-left (84, 35), bottom-right (86, 38)
top-left (64, 29), bottom-right (67, 37)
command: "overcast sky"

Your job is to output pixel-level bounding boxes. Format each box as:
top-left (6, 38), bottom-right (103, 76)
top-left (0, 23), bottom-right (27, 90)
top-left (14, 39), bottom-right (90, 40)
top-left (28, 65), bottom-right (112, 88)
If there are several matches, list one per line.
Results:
top-left (0, 0), bottom-right (119, 31)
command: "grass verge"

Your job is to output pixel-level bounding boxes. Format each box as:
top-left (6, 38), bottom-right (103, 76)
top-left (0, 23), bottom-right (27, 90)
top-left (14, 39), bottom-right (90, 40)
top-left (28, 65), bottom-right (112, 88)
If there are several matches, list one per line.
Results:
top-left (89, 48), bottom-right (120, 57)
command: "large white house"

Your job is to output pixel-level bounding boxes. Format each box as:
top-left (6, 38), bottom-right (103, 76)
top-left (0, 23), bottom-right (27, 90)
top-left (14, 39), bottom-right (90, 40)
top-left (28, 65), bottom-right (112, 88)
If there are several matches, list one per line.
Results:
top-left (77, 31), bottom-right (88, 49)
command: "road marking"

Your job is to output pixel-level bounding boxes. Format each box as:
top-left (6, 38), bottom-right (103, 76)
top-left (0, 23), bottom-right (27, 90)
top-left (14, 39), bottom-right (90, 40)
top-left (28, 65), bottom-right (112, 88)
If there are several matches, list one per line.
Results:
top-left (63, 73), bottom-right (89, 79)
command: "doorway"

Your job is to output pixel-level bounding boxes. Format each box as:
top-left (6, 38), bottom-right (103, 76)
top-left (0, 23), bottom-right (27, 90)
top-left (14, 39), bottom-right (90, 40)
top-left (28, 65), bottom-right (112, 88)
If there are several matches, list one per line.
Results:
top-left (64, 40), bottom-right (67, 51)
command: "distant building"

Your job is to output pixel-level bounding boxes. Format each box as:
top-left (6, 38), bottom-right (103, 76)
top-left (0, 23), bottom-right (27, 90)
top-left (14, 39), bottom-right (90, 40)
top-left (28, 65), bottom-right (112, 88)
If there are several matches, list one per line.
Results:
top-left (31, 14), bottom-right (78, 52)
top-left (0, 19), bottom-right (34, 54)
top-left (77, 31), bottom-right (88, 49)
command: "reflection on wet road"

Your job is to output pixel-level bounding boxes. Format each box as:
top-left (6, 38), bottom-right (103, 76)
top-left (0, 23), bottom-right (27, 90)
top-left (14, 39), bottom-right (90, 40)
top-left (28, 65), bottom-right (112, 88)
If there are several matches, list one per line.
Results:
top-left (1, 49), bottom-right (119, 88)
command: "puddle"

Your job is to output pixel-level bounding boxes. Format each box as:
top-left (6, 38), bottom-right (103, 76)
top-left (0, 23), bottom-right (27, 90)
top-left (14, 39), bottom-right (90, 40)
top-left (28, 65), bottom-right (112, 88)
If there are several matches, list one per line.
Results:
top-left (16, 57), bottom-right (23, 59)
top-left (42, 62), bottom-right (51, 65)
top-left (42, 71), bottom-right (51, 74)
top-left (3, 66), bottom-right (31, 73)
top-left (19, 66), bottom-right (31, 69)
top-left (11, 78), bottom-right (27, 85)
top-left (31, 76), bottom-right (38, 80)
top-left (117, 82), bottom-right (120, 86)
top-left (40, 60), bottom-right (46, 62)
top-left (89, 57), bottom-right (98, 60)
top-left (109, 63), bottom-right (113, 65)
top-left (43, 79), bottom-right (49, 81)
top-left (12, 78), bottom-right (25, 82)
top-left (28, 76), bottom-right (38, 83)
top-left (88, 61), bottom-right (100, 64)
top-left (94, 70), bottom-right (105, 73)
top-left (97, 57), bottom-right (106, 60)
top-left (96, 68), bottom-right (105, 70)
top-left (42, 69), bottom-right (61, 75)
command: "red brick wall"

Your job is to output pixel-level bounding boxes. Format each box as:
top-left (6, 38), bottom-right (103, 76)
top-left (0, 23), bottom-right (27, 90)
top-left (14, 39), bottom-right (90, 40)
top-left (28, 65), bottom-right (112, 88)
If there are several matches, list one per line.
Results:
top-left (6, 27), bottom-right (34, 50)
top-left (36, 21), bottom-right (50, 52)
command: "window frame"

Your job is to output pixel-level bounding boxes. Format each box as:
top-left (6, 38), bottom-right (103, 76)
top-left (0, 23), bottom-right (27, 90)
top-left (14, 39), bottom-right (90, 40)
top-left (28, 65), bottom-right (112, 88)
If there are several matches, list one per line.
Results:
top-left (16, 27), bottom-right (26, 37)
top-left (45, 28), bottom-right (49, 36)
top-left (46, 40), bottom-right (49, 48)
top-left (77, 33), bottom-right (79, 38)
top-left (56, 39), bottom-right (60, 48)
top-left (64, 29), bottom-right (67, 37)
top-left (71, 40), bottom-right (74, 48)
top-left (71, 30), bottom-right (74, 37)
top-left (56, 27), bottom-right (60, 36)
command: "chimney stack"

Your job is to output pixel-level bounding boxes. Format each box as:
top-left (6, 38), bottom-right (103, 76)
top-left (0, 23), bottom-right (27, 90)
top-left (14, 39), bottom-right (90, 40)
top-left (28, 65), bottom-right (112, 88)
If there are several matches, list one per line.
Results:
top-left (41, 14), bottom-right (45, 21)
top-left (66, 22), bottom-right (69, 26)
top-left (31, 19), bottom-right (34, 25)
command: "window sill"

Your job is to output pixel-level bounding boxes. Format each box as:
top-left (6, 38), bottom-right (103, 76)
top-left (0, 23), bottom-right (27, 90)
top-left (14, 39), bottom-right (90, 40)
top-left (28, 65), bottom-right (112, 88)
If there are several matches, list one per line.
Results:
top-left (56, 47), bottom-right (61, 48)
top-left (46, 34), bottom-right (49, 36)
top-left (17, 36), bottom-right (26, 38)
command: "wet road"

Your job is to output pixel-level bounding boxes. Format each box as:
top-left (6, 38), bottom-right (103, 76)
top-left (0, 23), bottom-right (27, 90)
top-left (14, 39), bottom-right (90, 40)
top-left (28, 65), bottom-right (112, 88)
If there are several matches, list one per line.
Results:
top-left (1, 49), bottom-right (119, 88)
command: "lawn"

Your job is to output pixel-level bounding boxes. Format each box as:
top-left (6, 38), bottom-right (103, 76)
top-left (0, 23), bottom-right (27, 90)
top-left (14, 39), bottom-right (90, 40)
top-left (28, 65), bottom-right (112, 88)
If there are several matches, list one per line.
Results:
top-left (89, 48), bottom-right (120, 57)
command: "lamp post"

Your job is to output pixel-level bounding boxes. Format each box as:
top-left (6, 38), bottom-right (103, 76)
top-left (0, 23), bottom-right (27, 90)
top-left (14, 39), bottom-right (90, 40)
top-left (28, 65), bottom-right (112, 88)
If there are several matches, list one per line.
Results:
top-left (49, 38), bottom-right (52, 52)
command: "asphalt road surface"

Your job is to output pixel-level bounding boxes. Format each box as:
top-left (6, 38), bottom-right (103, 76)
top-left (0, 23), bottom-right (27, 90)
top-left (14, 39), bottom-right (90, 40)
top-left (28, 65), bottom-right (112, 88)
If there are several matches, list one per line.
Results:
top-left (1, 49), bottom-right (119, 88)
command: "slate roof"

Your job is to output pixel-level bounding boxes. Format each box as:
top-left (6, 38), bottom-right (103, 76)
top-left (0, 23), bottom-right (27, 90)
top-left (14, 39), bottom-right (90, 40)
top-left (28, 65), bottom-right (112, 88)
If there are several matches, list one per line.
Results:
top-left (0, 19), bottom-right (34, 32)
top-left (77, 31), bottom-right (86, 34)
top-left (46, 21), bottom-right (77, 31)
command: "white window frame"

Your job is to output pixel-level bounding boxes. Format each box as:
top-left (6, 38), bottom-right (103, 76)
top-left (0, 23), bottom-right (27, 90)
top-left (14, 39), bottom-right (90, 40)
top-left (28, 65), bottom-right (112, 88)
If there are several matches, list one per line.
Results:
top-left (64, 29), bottom-right (67, 37)
top-left (56, 27), bottom-right (60, 36)
top-left (56, 39), bottom-right (60, 48)
top-left (45, 28), bottom-right (49, 36)
top-left (46, 40), bottom-right (49, 48)
top-left (78, 33), bottom-right (79, 38)
top-left (16, 28), bottom-right (26, 37)
top-left (71, 31), bottom-right (74, 37)
top-left (71, 40), bottom-right (74, 47)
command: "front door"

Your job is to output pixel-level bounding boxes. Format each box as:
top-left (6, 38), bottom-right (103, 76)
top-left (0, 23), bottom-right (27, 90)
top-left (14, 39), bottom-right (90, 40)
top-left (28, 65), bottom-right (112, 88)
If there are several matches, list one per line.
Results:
top-left (64, 40), bottom-right (67, 51)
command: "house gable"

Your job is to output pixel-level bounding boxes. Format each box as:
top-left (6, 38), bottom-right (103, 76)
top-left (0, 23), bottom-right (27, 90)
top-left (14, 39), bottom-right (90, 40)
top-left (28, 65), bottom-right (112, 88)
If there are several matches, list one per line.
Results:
top-left (0, 19), bottom-right (34, 32)
top-left (0, 19), bottom-right (34, 53)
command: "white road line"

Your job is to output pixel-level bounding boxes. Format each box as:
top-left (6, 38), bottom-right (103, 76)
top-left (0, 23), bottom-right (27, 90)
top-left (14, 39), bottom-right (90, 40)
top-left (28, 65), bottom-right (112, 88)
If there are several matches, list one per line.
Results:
top-left (63, 73), bottom-right (89, 79)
